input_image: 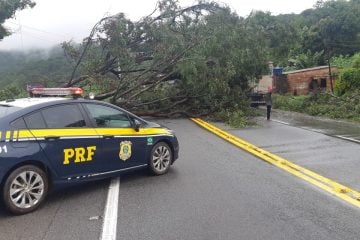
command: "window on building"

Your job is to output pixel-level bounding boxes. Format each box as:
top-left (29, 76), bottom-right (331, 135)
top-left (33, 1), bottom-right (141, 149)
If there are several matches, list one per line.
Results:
top-left (320, 78), bottom-right (327, 88)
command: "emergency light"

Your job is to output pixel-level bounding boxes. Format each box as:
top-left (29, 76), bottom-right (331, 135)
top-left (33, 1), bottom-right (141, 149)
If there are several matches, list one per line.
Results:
top-left (29, 87), bottom-right (83, 97)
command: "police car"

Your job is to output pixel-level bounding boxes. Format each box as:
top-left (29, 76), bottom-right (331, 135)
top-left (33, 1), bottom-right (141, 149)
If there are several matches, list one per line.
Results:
top-left (0, 87), bottom-right (179, 214)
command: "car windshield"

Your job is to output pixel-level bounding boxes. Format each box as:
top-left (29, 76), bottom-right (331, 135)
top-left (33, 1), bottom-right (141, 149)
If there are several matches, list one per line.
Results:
top-left (0, 105), bottom-right (22, 117)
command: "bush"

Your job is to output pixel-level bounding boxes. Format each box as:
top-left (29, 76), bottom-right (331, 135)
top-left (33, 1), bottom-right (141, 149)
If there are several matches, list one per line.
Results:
top-left (273, 94), bottom-right (308, 112)
top-left (0, 86), bottom-right (23, 101)
top-left (226, 110), bottom-right (248, 128)
top-left (351, 53), bottom-right (360, 69)
top-left (273, 92), bottom-right (360, 122)
top-left (212, 106), bottom-right (257, 128)
top-left (334, 68), bottom-right (360, 95)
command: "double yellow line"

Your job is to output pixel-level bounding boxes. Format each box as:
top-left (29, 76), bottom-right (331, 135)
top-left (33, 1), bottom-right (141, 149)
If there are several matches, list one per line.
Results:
top-left (191, 118), bottom-right (360, 208)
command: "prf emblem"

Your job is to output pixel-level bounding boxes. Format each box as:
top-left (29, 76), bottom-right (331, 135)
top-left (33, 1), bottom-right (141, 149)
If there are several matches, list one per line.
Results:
top-left (119, 141), bottom-right (132, 161)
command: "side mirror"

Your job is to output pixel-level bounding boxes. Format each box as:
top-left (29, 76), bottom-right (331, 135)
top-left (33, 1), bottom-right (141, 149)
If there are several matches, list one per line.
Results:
top-left (133, 122), bottom-right (141, 132)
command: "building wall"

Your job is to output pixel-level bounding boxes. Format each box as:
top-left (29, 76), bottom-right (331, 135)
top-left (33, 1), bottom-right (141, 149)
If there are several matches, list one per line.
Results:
top-left (285, 67), bottom-right (337, 95)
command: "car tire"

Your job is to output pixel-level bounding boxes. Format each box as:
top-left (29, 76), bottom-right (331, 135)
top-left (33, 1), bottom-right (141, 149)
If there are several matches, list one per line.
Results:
top-left (2, 165), bottom-right (48, 215)
top-left (149, 142), bottom-right (173, 175)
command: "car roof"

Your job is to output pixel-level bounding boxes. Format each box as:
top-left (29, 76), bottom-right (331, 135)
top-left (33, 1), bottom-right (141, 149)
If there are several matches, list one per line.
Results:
top-left (0, 97), bottom-right (68, 108)
top-left (0, 97), bottom-right (151, 127)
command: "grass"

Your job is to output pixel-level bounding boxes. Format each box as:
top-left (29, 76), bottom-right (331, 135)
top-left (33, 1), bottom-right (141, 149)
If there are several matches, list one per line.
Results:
top-left (273, 91), bottom-right (360, 122)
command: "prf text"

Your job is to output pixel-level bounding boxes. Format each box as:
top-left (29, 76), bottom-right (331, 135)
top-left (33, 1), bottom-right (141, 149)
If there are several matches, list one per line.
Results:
top-left (63, 146), bottom-right (96, 165)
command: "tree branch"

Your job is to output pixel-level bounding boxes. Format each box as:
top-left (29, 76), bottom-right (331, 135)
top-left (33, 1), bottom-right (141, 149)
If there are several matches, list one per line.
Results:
top-left (67, 16), bottom-right (114, 85)
top-left (94, 89), bottom-right (118, 100)
top-left (63, 75), bottom-right (89, 87)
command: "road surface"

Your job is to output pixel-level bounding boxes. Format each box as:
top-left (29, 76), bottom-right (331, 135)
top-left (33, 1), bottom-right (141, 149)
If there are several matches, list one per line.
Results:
top-left (0, 118), bottom-right (359, 240)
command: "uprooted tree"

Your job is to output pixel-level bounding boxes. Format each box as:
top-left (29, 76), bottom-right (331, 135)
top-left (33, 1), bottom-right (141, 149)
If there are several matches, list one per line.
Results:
top-left (62, 0), bottom-right (268, 117)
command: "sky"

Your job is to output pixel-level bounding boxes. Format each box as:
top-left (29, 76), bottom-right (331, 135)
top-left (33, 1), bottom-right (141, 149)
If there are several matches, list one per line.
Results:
top-left (0, 0), bottom-right (317, 51)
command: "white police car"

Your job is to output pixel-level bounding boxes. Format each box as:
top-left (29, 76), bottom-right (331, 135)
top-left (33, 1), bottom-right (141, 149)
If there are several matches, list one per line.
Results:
top-left (0, 88), bottom-right (179, 214)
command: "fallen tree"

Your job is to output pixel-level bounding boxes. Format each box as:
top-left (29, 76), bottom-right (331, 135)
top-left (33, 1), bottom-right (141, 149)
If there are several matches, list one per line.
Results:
top-left (62, 0), bottom-right (268, 117)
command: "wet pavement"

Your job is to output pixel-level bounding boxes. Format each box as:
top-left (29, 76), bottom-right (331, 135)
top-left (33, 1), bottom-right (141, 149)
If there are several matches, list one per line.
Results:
top-left (212, 109), bottom-right (360, 190)
top-left (267, 108), bottom-right (360, 143)
top-left (117, 119), bottom-right (360, 240)
top-left (1, 118), bottom-right (360, 240)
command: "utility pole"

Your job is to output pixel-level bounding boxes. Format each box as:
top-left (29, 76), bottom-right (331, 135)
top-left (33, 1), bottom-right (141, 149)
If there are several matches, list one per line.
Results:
top-left (326, 47), bottom-right (334, 93)
top-left (327, 58), bottom-right (334, 93)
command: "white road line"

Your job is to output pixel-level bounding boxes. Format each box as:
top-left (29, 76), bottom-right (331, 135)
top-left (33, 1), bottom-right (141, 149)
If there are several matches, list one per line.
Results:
top-left (100, 177), bottom-right (120, 240)
top-left (271, 119), bottom-right (360, 144)
top-left (271, 119), bottom-right (290, 125)
top-left (335, 135), bottom-right (360, 144)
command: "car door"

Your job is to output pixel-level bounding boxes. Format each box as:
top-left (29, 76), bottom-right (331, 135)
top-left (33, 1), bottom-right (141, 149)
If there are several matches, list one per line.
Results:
top-left (82, 103), bottom-right (148, 170)
top-left (23, 103), bottom-right (102, 179)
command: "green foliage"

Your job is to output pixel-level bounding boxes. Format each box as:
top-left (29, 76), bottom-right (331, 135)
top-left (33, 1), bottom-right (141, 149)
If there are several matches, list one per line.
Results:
top-left (331, 53), bottom-right (360, 69)
top-left (286, 50), bottom-right (324, 71)
top-left (176, 9), bottom-right (268, 115)
top-left (0, 0), bottom-right (35, 40)
top-left (212, 107), bottom-right (257, 128)
top-left (246, 11), bottom-right (301, 66)
top-left (351, 53), bottom-right (360, 68)
top-left (0, 85), bottom-right (22, 100)
top-left (331, 55), bottom-right (354, 69)
top-left (301, 0), bottom-right (360, 58)
top-left (334, 52), bottom-right (360, 95)
top-left (0, 47), bottom-right (73, 91)
top-left (273, 95), bottom-right (308, 112)
top-left (273, 92), bottom-right (360, 122)
top-left (335, 68), bottom-right (360, 95)
top-left (226, 110), bottom-right (248, 128)
top-left (62, 1), bottom-right (268, 120)
top-left (2, 0), bottom-right (360, 125)
top-left (248, 0), bottom-right (360, 68)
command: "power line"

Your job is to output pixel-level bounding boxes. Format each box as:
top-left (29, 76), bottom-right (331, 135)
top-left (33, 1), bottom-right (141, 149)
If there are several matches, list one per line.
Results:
top-left (6, 21), bottom-right (70, 38)
top-left (18, 29), bottom-right (64, 44)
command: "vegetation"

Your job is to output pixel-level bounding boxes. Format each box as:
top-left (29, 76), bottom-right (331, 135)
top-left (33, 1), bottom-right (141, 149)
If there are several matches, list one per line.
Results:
top-left (331, 53), bottom-right (360, 69)
top-left (61, 1), bottom-right (268, 118)
top-left (0, 0), bottom-right (360, 124)
top-left (335, 68), bottom-right (360, 95)
top-left (273, 91), bottom-right (360, 122)
top-left (0, 46), bottom-right (73, 100)
top-left (274, 52), bottom-right (360, 122)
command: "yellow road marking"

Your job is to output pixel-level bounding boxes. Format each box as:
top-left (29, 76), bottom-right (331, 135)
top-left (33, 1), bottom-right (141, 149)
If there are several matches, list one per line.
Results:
top-left (191, 118), bottom-right (360, 208)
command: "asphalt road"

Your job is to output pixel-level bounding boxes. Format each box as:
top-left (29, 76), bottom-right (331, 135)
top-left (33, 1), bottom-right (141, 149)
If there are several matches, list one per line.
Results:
top-left (269, 108), bottom-right (360, 143)
top-left (1, 118), bottom-right (360, 240)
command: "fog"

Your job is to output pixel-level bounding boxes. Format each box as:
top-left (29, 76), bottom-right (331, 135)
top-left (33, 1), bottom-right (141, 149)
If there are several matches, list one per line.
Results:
top-left (0, 0), bottom-right (317, 51)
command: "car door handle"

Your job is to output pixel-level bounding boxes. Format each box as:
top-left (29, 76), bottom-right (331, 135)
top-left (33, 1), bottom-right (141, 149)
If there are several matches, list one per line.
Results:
top-left (44, 136), bottom-right (60, 141)
top-left (103, 135), bottom-right (114, 139)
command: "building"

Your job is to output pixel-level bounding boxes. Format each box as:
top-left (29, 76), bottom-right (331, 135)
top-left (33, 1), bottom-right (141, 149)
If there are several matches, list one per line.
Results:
top-left (273, 66), bottom-right (338, 95)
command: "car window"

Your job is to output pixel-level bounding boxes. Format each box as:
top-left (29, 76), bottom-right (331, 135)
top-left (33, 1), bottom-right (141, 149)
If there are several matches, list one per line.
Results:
top-left (10, 118), bottom-right (27, 129)
top-left (24, 111), bottom-right (47, 129)
top-left (83, 103), bottom-right (131, 128)
top-left (41, 104), bottom-right (86, 128)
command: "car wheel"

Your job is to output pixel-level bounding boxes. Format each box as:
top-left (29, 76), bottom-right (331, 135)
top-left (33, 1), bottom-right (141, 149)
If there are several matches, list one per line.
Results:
top-left (149, 142), bottom-right (173, 175)
top-left (3, 165), bottom-right (48, 215)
